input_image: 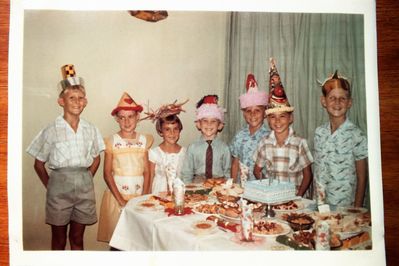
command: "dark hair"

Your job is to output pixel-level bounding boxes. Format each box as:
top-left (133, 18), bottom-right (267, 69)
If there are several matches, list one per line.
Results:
top-left (155, 114), bottom-right (183, 135)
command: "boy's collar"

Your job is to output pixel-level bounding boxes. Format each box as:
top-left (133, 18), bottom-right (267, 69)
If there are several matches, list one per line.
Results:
top-left (269, 126), bottom-right (294, 146)
top-left (56, 115), bottom-right (88, 128)
top-left (200, 135), bottom-right (218, 142)
top-left (328, 117), bottom-right (350, 133)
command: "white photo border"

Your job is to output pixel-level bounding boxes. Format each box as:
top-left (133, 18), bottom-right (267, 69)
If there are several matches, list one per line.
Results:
top-left (8, 0), bottom-right (385, 266)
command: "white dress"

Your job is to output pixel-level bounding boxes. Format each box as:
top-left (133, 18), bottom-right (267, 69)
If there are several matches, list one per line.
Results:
top-left (149, 146), bottom-right (186, 195)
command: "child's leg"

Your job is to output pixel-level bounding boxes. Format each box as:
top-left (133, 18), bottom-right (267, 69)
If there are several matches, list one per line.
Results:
top-left (69, 221), bottom-right (86, 250)
top-left (51, 224), bottom-right (68, 250)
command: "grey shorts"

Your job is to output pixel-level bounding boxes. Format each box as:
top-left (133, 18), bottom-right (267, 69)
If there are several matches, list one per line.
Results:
top-left (46, 167), bottom-right (97, 226)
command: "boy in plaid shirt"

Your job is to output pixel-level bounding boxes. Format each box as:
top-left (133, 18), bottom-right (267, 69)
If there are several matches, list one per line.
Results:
top-left (253, 58), bottom-right (313, 197)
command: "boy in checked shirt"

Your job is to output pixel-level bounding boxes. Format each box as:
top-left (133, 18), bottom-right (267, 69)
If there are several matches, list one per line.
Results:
top-left (26, 65), bottom-right (105, 250)
top-left (253, 58), bottom-right (313, 198)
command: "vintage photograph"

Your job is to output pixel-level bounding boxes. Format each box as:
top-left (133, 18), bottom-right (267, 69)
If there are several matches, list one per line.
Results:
top-left (8, 1), bottom-right (385, 266)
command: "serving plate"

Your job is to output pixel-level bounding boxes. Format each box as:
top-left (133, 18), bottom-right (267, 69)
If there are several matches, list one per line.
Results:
top-left (134, 200), bottom-right (163, 212)
top-left (337, 206), bottom-right (368, 215)
top-left (253, 220), bottom-right (291, 237)
top-left (192, 203), bottom-right (221, 216)
top-left (218, 212), bottom-right (241, 223)
top-left (271, 200), bottom-right (305, 212)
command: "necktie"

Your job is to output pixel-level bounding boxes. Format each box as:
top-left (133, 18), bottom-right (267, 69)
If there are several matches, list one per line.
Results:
top-left (205, 140), bottom-right (213, 179)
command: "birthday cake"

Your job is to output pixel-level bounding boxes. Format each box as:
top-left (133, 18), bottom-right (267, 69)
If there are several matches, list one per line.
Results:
top-left (243, 180), bottom-right (297, 204)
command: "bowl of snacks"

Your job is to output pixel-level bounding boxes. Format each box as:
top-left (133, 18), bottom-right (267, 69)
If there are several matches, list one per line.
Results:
top-left (287, 213), bottom-right (315, 231)
top-left (191, 220), bottom-right (217, 235)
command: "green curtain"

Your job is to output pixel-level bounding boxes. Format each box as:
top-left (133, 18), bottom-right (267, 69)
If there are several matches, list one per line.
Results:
top-left (222, 12), bottom-right (366, 150)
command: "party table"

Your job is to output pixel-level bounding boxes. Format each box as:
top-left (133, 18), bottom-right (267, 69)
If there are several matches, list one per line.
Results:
top-left (109, 195), bottom-right (319, 251)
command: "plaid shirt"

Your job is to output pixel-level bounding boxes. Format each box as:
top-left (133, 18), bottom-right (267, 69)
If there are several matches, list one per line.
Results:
top-left (253, 127), bottom-right (313, 187)
top-left (27, 115), bottom-right (105, 169)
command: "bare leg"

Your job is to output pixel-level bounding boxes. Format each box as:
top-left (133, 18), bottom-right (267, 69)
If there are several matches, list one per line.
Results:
top-left (69, 221), bottom-right (86, 250)
top-left (51, 224), bottom-right (68, 250)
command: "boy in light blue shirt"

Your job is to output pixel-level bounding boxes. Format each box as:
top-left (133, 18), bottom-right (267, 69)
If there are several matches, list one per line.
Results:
top-left (314, 71), bottom-right (368, 208)
top-left (180, 95), bottom-right (231, 183)
top-left (230, 73), bottom-right (270, 183)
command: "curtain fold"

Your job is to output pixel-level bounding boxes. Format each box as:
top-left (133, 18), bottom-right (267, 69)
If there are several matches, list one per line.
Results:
top-left (222, 12), bottom-right (366, 150)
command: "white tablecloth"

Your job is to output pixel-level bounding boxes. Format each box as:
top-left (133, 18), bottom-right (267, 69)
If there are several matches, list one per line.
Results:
top-left (109, 195), bottom-right (293, 251)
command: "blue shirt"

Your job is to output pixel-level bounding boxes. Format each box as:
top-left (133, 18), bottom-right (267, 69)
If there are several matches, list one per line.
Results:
top-left (230, 124), bottom-right (270, 181)
top-left (180, 136), bottom-right (231, 183)
top-left (314, 119), bottom-right (368, 207)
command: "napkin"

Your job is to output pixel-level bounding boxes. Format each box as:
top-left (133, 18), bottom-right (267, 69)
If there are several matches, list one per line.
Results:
top-left (239, 161), bottom-right (249, 187)
top-left (239, 198), bottom-right (254, 241)
top-left (206, 215), bottom-right (239, 233)
top-left (165, 163), bottom-right (177, 193)
top-left (164, 207), bottom-right (193, 216)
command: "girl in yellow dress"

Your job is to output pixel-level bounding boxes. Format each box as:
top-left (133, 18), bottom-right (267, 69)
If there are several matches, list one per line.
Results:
top-left (97, 92), bottom-right (153, 244)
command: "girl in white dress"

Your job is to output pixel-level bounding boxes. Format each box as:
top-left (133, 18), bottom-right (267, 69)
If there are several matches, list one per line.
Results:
top-left (149, 114), bottom-right (186, 195)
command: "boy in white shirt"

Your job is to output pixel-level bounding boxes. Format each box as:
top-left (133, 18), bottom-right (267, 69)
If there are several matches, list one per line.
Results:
top-left (27, 65), bottom-right (105, 250)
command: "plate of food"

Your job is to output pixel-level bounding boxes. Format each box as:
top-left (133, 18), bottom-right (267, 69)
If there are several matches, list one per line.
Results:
top-left (292, 229), bottom-right (316, 249)
top-left (191, 220), bottom-right (217, 235)
top-left (203, 178), bottom-right (226, 189)
top-left (271, 200), bottom-right (304, 212)
top-left (286, 213), bottom-right (315, 231)
top-left (184, 193), bottom-right (209, 206)
top-left (218, 208), bottom-right (241, 223)
top-left (253, 219), bottom-right (291, 237)
top-left (192, 202), bottom-right (221, 216)
top-left (135, 200), bottom-right (163, 212)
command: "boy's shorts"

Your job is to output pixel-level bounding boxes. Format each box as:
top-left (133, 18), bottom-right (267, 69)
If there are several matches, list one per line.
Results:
top-left (46, 167), bottom-right (97, 226)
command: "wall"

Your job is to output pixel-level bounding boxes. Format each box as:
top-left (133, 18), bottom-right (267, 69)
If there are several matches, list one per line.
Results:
top-left (22, 10), bottom-right (227, 250)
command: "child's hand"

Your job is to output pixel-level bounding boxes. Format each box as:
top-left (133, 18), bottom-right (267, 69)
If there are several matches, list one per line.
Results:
top-left (118, 198), bottom-right (128, 207)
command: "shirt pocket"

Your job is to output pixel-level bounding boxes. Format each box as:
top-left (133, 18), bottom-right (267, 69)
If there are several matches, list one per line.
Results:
top-left (52, 142), bottom-right (71, 164)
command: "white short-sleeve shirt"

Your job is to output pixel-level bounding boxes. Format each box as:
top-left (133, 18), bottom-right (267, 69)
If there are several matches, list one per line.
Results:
top-left (26, 115), bottom-right (105, 169)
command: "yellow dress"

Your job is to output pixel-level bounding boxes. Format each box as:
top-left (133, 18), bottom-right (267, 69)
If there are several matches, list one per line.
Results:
top-left (97, 133), bottom-right (153, 242)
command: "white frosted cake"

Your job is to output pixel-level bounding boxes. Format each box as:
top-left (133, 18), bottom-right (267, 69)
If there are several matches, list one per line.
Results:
top-left (243, 180), bottom-right (297, 204)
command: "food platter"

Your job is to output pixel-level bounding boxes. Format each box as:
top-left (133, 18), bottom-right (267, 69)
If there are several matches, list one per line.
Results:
top-left (192, 202), bottom-right (221, 216)
top-left (335, 227), bottom-right (363, 239)
top-left (218, 212), bottom-right (241, 223)
top-left (271, 200), bottom-right (305, 212)
top-left (185, 183), bottom-right (206, 191)
top-left (253, 219), bottom-right (291, 237)
top-left (184, 193), bottom-right (209, 206)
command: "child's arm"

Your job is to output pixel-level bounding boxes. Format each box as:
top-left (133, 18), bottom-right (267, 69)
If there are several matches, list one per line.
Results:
top-left (88, 155), bottom-right (101, 177)
top-left (231, 157), bottom-right (239, 182)
top-left (297, 165), bottom-right (313, 197)
top-left (142, 151), bottom-right (151, 194)
top-left (33, 159), bottom-right (50, 188)
top-left (180, 145), bottom-right (195, 183)
top-left (149, 161), bottom-right (156, 194)
top-left (354, 158), bottom-right (367, 207)
top-left (103, 151), bottom-right (127, 207)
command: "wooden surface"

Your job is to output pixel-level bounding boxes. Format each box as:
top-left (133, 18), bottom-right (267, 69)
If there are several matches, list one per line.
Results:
top-left (0, 1), bottom-right (398, 265)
